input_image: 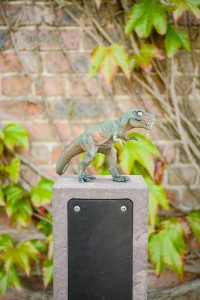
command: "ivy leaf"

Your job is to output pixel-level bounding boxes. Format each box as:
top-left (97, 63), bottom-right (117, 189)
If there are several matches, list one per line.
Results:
top-left (149, 223), bottom-right (186, 279)
top-left (0, 234), bottom-right (13, 251)
top-left (43, 258), bottom-right (53, 288)
top-left (187, 210), bottom-right (200, 242)
top-left (90, 43), bottom-right (130, 84)
top-left (146, 178), bottom-right (169, 227)
top-left (169, 0), bottom-right (200, 20)
top-left (36, 213), bottom-right (52, 236)
top-left (125, 0), bottom-right (167, 38)
top-left (4, 158), bottom-right (20, 183)
top-left (0, 188), bottom-right (5, 206)
top-left (31, 239), bottom-right (47, 253)
top-left (4, 185), bottom-right (32, 228)
top-left (119, 133), bottom-right (160, 177)
top-left (131, 44), bottom-right (165, 72)
top-left (3, 123), bottom-right (28, 150)
top-left (165, 25), bottom-right (191, 58)
top-left (91, 153), bottom-right (105, 169)
top-left (0, 129), bottom-right (4, 157)
top-left (30, 178), bottom-right (53, 207)
top-left (0, 129), bottom-right (4, 141)
top-left (94, 0), bottom-right (102, 9)
top-left (0, 266), bottom-right (21, 295)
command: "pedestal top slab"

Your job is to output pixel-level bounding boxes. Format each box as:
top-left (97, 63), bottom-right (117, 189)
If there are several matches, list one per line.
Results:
top-left (53, 175), bottom-right (148, 190)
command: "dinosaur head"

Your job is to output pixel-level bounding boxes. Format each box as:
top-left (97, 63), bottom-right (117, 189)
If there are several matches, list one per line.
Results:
top-left (127, 108), bottom-right (156, 130)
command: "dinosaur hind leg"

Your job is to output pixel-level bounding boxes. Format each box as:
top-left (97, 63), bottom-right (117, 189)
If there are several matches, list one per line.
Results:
top-left (78, 150), bottom-right (97, 182)
top-left (103, 147), bottom-right (130, 182)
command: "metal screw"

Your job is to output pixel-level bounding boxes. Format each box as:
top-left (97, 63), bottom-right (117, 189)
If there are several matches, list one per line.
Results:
top-left (121, 206), bottom-right (127, 212)
top-left (74, 206), bottom-right (80, 212)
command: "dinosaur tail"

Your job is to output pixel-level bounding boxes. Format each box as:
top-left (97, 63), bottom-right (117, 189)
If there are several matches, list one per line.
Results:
top-left (56, 140), bottom-right (83, 175)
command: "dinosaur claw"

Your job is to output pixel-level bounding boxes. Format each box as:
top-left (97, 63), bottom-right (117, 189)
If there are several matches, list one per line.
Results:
top-left (79, 173), bottom-right (95, 182)
top-left (113, 175), bottom-right (130, 182)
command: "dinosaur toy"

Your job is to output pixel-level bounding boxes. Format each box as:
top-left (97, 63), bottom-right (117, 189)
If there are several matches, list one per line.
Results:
top-left (56, 108), bottom-right (155, 182)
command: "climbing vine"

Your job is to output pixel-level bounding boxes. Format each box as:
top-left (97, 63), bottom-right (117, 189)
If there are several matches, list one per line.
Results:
top-left (0, 0), bottom-right (200, 297)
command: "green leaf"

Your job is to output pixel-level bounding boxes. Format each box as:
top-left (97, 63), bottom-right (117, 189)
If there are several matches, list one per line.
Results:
top-left (131, 44), bottom-right (164, 72)
top-left (0, 265), bottom-right (21, 295)
top-left (169, 0), bottom-right (200, 20)
top-left (0, 234), bottom-right (13, 251)
top-left (4, 158), bottom-right (20, 183)
top-left (45, 234), bottom-right (53, 259)
top-left (91, 153), bottom-right (105, 168)
top-left (0, 189), bottom-right (5, 206)
top-left (30, 178), bottom-right (53, 207)
top-left (125, 0), bottom-right (167, 38)
top-left (149, 224), bottom-right (186, 279)
top-left (0, 129), bottom-right (4, 141)
top-left (43, 258), bottom-right (53, 288)
top-left (187, 210), bottom-right (200, 242)
top-left (4, 185), bottom-right (32, 228)
top-left (0, 141), bottom-right (4, 156)
top-left (3, 123), bottom-right (28, 150)
top-left (165, 25), bottom-right (191, 58)
top-left (31, 239), bottom-right (47, 253)
top-left (90, 43), bottom-right (130, 84)
top-left (36, 213), bottom-right (52, 236)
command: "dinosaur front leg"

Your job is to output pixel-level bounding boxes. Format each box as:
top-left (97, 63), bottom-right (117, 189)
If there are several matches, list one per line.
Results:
top-left (104, 147), bottom-right (130, 182)
top-left (78, 150), bottom-right (96, 183)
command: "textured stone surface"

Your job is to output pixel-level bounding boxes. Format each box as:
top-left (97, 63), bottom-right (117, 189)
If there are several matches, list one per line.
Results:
top-left (53, 175), bottom-right (149, 300)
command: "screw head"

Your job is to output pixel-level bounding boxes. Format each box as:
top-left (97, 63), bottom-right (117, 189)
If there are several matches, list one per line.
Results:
top-left (74, 206), bottom-right (80, 212)
top-left (121, 206), bottom-right (127, 212)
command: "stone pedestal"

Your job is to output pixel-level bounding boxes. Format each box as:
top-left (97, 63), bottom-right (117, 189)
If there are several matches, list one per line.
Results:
top-left (53, 175), bottom-right (148, 300)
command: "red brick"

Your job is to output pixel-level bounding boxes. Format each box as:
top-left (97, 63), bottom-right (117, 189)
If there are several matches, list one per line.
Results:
top-left (51, 146), bottom-right (62, 164)
top-left (60, 29), bottom-right (82, 50)
top-left (165, 189), bottom-right (179, 203)
top-left (157, 143), bottom-right (177, 163)
top-left (41, 167), bottom-right (58, 179)
top-left (0, 53), bottom-right (22, 73)
top-left (13, 30), bottom-right (38, 51)
top-left (168, 166), bottom-right (197, 185)
top-left (56, 123), bottom-right (83, 141)
top-left (2, 76), bottom-right (32, 96)
top-left (45, 51), bottom-right (70, 73)
top-left (36, 76), bottom-right (67, 96)
top-left (31, 145), bottom-right (50, 165)
top-left (69, 76), bottom-right (100, 96)
top-left (0, 30), bottom-right (11, 51)
top-left (0, 101), bottom-right (44, 120)
top-left (25, 123), bottom-right (56, 142)
top-left (181, 189), bottom-right (200, 208)
top-left (39, 30), bottom-right (60, 50)
top-left (18, 51), bottom-right (43, 73)
top-left (21, 165), bottom-right (40, 187)
top-left (67, 53), bottom-right (89, 73)
top-left (56, 6), bottom-right (81, 26)
top-left (4, 4), bottom-right (54, 26)
top-left (82, 32), bottom-right (98, 50)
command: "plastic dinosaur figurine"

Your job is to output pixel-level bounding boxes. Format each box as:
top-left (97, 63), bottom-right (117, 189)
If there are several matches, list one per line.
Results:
top-left (56, 108), bottom-right (155, 182)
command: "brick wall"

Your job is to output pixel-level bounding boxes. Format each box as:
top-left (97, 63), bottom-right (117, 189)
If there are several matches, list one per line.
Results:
top-left (0, 1), bottom-right (200, 298)
top-left (0, 1), bottom-right (199, 211)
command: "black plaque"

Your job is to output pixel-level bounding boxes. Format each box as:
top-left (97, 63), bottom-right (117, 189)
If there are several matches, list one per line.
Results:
top-left (68, 199), bottom-right (133, 300)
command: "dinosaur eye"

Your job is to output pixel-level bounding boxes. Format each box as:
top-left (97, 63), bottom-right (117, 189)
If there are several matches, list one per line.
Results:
top-left (137, 111), bottom-right (144, 117)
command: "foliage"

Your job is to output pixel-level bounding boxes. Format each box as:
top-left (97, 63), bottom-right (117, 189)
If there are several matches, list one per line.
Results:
top-left (90, 0), bottom-right (199, 83)
top-left (0, 0), bottom-right (200, 294)
top-left (0, 123), bottom-right (53, 294)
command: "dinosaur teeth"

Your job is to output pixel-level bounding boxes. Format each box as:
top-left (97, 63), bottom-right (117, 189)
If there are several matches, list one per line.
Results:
top-left (140, 120), bottom-right (154, 127)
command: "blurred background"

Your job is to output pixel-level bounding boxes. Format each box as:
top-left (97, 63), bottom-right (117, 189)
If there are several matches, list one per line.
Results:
top-left (0, 0), bottom-right (199, 299)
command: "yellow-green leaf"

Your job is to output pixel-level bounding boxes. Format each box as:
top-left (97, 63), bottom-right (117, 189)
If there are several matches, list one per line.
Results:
top-left (187, 210), bottom-right (200, 242)
top-left (169, 0), bottom-right (200, 20)
top-left (4, 158), bottom-right (20, 183)
top-left (0, 188), bottom-right (5, 206)
top-left (43, 258), bottom-right (53, 288)
top-left (30, 178), bottom-right (53, 207)
top-left (3, 124), bottom-right (28, 150)
top-left (90, 43), bottom-right (130, 84)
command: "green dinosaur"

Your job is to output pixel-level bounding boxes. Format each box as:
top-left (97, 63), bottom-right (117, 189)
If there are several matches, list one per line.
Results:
top-left (56, 108), bottom-right (155, 182)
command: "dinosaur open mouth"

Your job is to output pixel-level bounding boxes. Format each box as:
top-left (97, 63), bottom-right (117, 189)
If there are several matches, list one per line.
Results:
top-left (140, 119), bottom-right (154, 128)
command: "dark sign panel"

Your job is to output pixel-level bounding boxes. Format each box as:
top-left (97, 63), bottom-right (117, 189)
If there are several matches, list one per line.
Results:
top-left (68, 199), bottom-right (133, 300)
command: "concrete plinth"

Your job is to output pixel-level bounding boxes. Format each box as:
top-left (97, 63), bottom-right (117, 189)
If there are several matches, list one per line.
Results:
top-left (53, 175), bottom-right (149, 300)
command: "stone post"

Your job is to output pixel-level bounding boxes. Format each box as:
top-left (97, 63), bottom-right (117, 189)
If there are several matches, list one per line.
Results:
top-left (53, 175), bottom-right (148, 300)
